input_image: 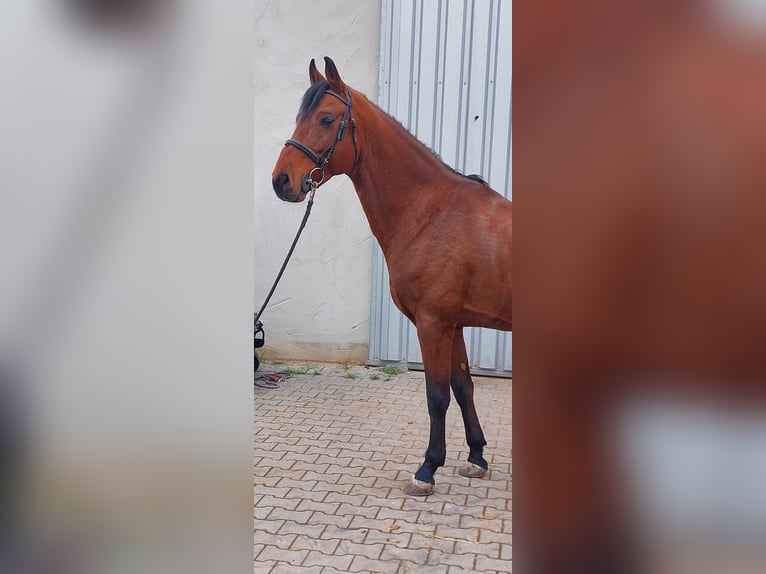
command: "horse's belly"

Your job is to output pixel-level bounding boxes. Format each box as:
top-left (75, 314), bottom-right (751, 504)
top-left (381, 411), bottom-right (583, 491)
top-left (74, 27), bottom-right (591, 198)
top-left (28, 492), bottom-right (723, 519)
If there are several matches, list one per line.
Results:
top-left (460, 275), bottom-right (512, 330)
top-left (463, 228), bottom-right (512, 329)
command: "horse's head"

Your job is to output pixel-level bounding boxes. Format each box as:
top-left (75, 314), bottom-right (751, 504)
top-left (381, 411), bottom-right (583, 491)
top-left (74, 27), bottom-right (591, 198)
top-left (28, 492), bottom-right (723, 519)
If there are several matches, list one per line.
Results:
top-left (271, 57), bottom-right (359, 203)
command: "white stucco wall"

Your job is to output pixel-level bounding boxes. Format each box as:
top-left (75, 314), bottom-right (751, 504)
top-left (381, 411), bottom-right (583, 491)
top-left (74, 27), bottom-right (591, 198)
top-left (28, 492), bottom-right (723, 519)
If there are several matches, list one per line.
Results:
top-left (254, 1), bottom-right (382, 362)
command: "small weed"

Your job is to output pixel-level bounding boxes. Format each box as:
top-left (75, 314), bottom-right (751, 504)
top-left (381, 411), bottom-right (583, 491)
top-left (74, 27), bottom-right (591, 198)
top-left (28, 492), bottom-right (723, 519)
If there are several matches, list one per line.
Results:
top-left (283, 365), bottom-right (319, 376)
top-left (369, 373), bottom-right (381, 381)
top-left (344, 371), bottom-right (358, 380)
top-left (270, 359), bottom-right (285, 366)
top-left (380, 365), bottom-right (403, 376)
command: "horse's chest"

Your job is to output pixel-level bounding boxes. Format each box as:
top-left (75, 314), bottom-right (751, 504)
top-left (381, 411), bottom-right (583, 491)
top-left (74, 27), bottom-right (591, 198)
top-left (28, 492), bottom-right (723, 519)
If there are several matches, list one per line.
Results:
top-left (387, 279), bottom-right (415, 322)
top-left (386, 250), bottom-right (462, 318)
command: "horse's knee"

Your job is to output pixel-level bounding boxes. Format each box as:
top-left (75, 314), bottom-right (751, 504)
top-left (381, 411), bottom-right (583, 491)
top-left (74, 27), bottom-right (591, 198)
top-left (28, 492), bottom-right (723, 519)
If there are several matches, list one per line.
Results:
top-left (426, 386), bottom-right (450, 416)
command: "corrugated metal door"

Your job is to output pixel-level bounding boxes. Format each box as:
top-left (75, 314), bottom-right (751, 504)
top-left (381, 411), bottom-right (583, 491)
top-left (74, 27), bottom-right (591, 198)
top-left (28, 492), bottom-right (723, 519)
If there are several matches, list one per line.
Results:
top-left (369, 0), bottom-right (512, 376)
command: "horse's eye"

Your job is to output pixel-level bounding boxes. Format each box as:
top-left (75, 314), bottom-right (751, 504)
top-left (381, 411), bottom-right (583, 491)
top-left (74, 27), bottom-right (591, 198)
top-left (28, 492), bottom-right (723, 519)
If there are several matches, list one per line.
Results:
top-left (319, 116), bottom-right (334, 127)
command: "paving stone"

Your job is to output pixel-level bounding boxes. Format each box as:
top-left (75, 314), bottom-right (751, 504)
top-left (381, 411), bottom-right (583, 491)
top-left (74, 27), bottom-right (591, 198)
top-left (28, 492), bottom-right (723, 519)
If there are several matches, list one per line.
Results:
top-left (348, 514), bottom-right (397, 533)
top-left (418, 510), bottom-right (462, 529)
top-left (256, 546), bottom-right (308, 565)
top-left (478, 529), bottom-right (513, 545)
top-left (377, 506), bottom-right (429, 523)
top-left (253, 519), bottom-right (286, 535)
top-left (437, 550), bottom-right (478, 571)
top-left (363, 529), bottom-right (412, 547)
top-left (253, 525), bottom-right (292, 542)
top-left (271, 563), bottom-right (323, 574)
top-left (349, 483), bottom-right (392, 498)
top-left (253, 474), bottom-right (285, 488)
top-left (379, 544), bottom-right (430, 564)
top-left (322, 492), bottom-right (366, 506)
top-left (259, 494), bottom-right (300, 511)
top-left (278, 521), bottom-right (327, 538)
top-left (334, 474), bottom-right (377, 487)
top-left (454, 540), bottom-right (501, 559)
top-left (277, 477), bottom-right (318, 490)
top-left (500, 543), bottom-right (512, 560)
top-left (336, 464), bottom-right (367, 477)
top-left (336, 540), bottom-right (385, 560)
top-left (253, 486), bottom-right (291, 499)
top-left (348, 555), bottom-right (400, 573)
top-left (303, 550), bottom-right (353, 570)
top-left (267, 507), bottom-right (314, 523)
top-left (337, 501), bottom-right (378, 519)
top-left (283, 487), bottom-right (328, 503)
top-left (407, 532), bottom-right (457, 554)
top-left (309, 511), bottom-right (353, 529)
top-left (475, 556), bottom-right (513, 573)
top-left (290, 534), bottom-right (341, 554)
top-left (434, 524), bottom-right (480, 543)
top-left (459, 515), bottom-right (506, 533)
top-left (312, 481), bottom-right (355, 495)
top-left (320, 524), bottom-right (369, 544)
top-left (297, 498), bottom-right (340, 515)
top-left (363, 495), bottom-right (405, 511)
top-left (352, 458), bottom-right (388, 471)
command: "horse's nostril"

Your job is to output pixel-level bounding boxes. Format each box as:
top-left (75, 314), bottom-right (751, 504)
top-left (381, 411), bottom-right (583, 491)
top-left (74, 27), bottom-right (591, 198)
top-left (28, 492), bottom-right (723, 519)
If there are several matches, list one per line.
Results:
top-left (301, 175), bottom-right (312, 194)
top-left (272, 172), bottom-right (291, 194)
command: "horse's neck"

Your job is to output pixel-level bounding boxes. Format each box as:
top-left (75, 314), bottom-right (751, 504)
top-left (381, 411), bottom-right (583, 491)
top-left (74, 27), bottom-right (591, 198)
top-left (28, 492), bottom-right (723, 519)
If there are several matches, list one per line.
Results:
top-left (348, 98), bottom-right (451, 253)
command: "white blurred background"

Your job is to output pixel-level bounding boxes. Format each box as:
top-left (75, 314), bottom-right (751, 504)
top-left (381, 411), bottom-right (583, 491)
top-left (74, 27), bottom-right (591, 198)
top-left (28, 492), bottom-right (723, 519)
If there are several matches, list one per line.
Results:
top-left (0, 1), bottom-right (253, 572)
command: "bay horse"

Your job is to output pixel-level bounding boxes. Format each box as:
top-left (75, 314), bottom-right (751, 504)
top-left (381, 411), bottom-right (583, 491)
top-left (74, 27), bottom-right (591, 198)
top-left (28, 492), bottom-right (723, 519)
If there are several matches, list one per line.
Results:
top-left (515, 1), bottom-right (766, 572)
top-left (271, 57), bottom-right (512, 496)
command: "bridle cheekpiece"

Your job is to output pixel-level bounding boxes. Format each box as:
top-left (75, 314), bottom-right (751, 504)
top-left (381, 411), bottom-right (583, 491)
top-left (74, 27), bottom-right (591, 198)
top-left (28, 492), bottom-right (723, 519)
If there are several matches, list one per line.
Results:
top-left (284, 88), bottom-right (359, 185)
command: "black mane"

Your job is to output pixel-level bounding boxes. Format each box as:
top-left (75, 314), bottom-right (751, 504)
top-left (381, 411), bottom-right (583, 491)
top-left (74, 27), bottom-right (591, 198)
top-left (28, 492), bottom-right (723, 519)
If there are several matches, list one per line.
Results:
top-left (465, 173), bottom-right (489, 185)
top-left (423, 144), bottom-right (489, 186)
top-left (297, 80), bottom-right (330, 121)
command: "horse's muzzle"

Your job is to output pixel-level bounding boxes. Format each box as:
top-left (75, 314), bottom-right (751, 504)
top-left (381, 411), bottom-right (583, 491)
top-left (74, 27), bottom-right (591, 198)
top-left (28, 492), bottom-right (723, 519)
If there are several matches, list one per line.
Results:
top-left (272, 171), bottom-right (291, 194)
top-left (272, 171), bottom-right (303, 203)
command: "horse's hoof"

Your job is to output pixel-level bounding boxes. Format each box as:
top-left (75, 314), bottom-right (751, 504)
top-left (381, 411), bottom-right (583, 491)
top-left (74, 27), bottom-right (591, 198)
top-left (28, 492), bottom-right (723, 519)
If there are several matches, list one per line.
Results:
top-left (458, 462), bottom-right (488, 478)
top-left (404, 476), bottom-right (434, 496)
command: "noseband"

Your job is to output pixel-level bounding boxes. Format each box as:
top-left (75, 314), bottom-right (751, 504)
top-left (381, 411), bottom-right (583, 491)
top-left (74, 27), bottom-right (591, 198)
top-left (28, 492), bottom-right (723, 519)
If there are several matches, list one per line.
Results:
top-left (284, 88), bottom-right (359, 183)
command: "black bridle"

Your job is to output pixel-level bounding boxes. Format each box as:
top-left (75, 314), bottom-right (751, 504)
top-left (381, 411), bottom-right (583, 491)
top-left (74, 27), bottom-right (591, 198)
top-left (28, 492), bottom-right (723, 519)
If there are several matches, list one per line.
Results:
top-left (284, 88), bottom-right (359, 184)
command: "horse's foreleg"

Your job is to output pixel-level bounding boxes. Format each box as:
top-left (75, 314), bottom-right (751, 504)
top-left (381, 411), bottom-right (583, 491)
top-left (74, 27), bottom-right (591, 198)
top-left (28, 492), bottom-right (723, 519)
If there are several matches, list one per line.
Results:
top-left (405, 317), bottom-right (454, 496)
top-left (449, 328), bottom-right (489, 478)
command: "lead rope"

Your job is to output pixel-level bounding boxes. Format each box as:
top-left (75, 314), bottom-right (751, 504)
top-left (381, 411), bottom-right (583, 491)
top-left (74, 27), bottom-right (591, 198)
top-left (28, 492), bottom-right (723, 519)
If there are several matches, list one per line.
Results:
top-left (254, 181), bottom-right (317, 326)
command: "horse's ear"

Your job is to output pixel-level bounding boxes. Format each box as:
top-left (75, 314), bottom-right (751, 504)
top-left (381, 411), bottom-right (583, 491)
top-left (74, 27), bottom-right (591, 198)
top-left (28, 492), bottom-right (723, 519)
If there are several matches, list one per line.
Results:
top-left (324, 56), bottom-right (346, 93)
top-left (309, 58), bottom-right (325, 85)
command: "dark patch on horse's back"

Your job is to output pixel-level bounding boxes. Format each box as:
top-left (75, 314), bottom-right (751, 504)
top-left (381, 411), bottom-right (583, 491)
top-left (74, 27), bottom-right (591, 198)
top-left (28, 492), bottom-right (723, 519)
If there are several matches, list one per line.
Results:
top-left (466, 173), bottom-right (489, 186)
top-left (298, 80), bottom-right (329, 121)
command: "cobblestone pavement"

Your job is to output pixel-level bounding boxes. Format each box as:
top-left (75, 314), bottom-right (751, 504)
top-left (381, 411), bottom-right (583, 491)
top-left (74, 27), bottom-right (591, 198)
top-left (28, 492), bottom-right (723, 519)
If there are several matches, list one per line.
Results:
top-left (254, 361), bottom-right (512, 573)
